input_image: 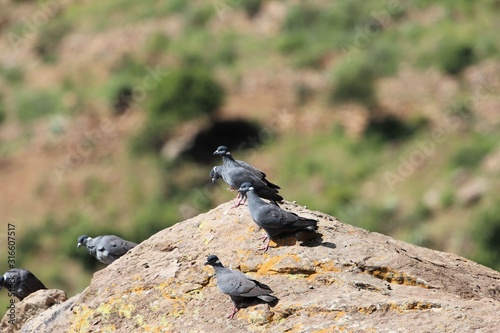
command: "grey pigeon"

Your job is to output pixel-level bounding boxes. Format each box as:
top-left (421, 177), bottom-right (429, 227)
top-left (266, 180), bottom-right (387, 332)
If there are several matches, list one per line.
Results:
top-left (77, 235), bottom-right (137, 265)
top-left (212, 146), bottom-right (282, 207)
top-left (204, 254), bottom-right (278, 319)
top-left (209, 165), bottom-right (223, 183)
top-left (0, 268), bottom-right (46, 301)
top-left (238, 182), bottom-right (319, 251)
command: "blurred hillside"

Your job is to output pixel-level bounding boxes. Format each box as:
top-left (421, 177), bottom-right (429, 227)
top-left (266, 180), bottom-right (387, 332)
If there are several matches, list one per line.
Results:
top-left (0, 0), bottom-right (499, 315)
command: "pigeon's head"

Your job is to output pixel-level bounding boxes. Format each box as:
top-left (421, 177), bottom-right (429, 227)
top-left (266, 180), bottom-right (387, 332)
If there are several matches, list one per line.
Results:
top-left (77, 235), bottom-right (90, 248)
top-left (237, 182), bottom-right (254, 194)
top-left (210, 166), bottom-right (222, 183)
top-left (213, 146), bottom-right (230, 156)
top-left (204, 254), bottom-right (222, 267)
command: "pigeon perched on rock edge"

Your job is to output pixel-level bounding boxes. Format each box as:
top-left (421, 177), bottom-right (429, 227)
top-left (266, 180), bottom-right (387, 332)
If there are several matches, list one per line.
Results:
top-left (77, 234), bottom-right (137, 265)
top-left (204, 254), bottom-right (278, 319)
top-left (238, 182), bottom-right (319, 252)
top-left (0, 268), bottom-right (47, 301)
top-left (212, 145), bottom-right (283, 207)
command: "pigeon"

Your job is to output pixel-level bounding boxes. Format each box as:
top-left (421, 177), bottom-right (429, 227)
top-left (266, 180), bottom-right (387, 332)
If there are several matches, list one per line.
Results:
top-left (0, 268), bottom-right (46, 301)
top-left (212, 146), bottom-right (282, 207)
top-left (209, 165), bottom-right (223, 183)
top-left (204, 254), bottom-right (278, 319)
top-left (238, 182), bottom-right (319, 251)
top-left (77, 235), bottom-right (137, 265)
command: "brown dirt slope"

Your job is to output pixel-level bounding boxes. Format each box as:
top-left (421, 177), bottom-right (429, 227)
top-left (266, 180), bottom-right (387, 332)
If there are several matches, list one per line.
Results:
top-left (13, 201), bottom-right (500, 332)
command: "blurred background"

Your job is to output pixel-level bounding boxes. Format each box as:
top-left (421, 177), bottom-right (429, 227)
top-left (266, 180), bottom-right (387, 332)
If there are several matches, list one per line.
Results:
top-left (1, 0), bottom-right (500, 314)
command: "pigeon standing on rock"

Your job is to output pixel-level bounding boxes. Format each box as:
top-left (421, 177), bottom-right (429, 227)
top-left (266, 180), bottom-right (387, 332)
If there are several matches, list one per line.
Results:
top-left (204, 254), bottom-right (278, 319)
top-left (77, 235), bottom-right (137, 265)
top-left (0, 268), bottom-right (46, 301)
top-left (212, 146), bottom-right (282, 207)
top-left (238, 182), bottom-right (319, 251)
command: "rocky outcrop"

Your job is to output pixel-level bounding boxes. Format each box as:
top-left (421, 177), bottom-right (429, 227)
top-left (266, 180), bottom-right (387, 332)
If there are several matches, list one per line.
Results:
top-left (1, 289), bottom-right (67, 333)
top-left (14, 201), bottom-right (500, 332)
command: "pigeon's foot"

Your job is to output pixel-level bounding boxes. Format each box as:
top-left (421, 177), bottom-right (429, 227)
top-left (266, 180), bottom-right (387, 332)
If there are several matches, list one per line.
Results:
top-left (231, 196), bottom-right (246, 208)
top-left (258, 238), bottom-right (271, 252)
top-left (227, 306), bottom-right (239, 319)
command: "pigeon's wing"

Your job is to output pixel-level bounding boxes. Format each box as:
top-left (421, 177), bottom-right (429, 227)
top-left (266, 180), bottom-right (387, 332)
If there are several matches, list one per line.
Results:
top-left (236, 160), bottom-right (267, 178)
top-left (236, 160), bottom-right (280, 190)
top-left (225, 166), bottom-right (257, 188)
top-left (19, 270), bottom-right (46, 294)
top-left (218, 271), bottom-right (273, 297)
top-left (255, 205), bottom-right (292, 230)
top-left (100, 235), bottom-right (137, 257)
top-left (257, 205), bottom-right (317, 232)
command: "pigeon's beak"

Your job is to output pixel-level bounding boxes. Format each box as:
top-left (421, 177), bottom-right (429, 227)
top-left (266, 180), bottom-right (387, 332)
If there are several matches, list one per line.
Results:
top-left (213, 150), bottom-right (218, 155)
top-left (211, 177), bottom-right (216, 183)
top-left (77, 243), bottom-right (82, 248)
top-left (204, 261), bottom-right (209, 265)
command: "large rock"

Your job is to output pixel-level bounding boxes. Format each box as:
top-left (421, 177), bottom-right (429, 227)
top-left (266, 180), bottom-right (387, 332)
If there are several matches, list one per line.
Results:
top-left (21, 202), bottom-right (500, 332)
top-left (1, 289), bottom-right (67, 333)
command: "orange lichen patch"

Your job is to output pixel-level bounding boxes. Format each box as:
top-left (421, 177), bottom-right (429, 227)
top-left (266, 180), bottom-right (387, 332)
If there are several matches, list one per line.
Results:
top-left (256, 254), bottom-right (301, 275)
top-left (132, 275), bottom-right (143, 282)
top-left (70, 305), bottom-right (94, 332)
top-left (313, 260), bottom-right (342, 273)
top-left (285, 323), bottom-right (305, 333)
top-left (274, 305), bottom-right (346, 322)
top-left (358, 301), bottom-right (441, 315)
top-left (101, 324), bottom-right (117, 332)
top-left (356, 264), bottom-right (435, 288)
top-left (358, 305), bottom-right (377, 315)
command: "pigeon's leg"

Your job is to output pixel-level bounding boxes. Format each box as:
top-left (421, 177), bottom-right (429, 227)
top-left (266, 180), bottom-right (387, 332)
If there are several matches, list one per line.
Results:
top-left (258, 237), bottom-right (271, 252)
top-left (258, 234), bottom-right (268, 242)
top-left (227, 305), bottom-right (239, 319)
top-left (231, 194), bottom-right (246, 208)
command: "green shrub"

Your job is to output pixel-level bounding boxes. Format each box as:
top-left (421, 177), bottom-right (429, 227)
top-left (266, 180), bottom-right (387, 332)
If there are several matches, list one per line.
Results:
top-left (187, 5), bottom-right (214, 26)
top-left (0, 95), bottom-right (5, 125)
top-left (148, 67), bottom-right (223, 119)
top-left (0, 66), bottom-right (24, 84)
top-left (130, 118), bottom-right (170, 153)
top-left (132, 66), bottom-right (224, 153)
top-left (330, 56), bottom-right (376, 107)
top-left (34, 21), bottom-right (72, 63)
top-left (15, 89), bottom-right (63, 122)
top-left (436, 38), bottom-right (475, 75)
top-left (472, 205), bottom-right (500, 271)
top-left (144, 32), bottom-right (170, 56)
top-left (237, 0), bottom-right (263, 18)
top-left (131, 198), bottom-right (178, 242)
top-left (364, 115), bottom-right (427, 142)
top-left (451, 134), bottom-right (496, 169)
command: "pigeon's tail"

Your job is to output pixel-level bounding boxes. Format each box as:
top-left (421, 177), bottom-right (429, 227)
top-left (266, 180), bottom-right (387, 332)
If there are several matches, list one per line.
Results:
top-left (296, 218), bottom-right (319, 231)
top-left (264, 179), bottom-right (281, 190)
top-left (257, 294), bottom-right (279, 306)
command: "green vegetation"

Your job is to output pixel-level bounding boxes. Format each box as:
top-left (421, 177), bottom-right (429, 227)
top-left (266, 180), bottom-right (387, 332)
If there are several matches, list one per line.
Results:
top-left (132, 66), bottom-right (224, 152)
top-left (0, 94), bottom-right (5, 125)
top-left (35, 20), bottom-right (73, 63)
top-left (15, 89), bottom-right (64, 122)
top-left (473, 205), bottom-right (500, 271)
top-left (451, 134), bottom-right (497, 170)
